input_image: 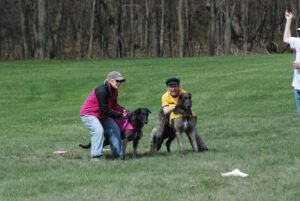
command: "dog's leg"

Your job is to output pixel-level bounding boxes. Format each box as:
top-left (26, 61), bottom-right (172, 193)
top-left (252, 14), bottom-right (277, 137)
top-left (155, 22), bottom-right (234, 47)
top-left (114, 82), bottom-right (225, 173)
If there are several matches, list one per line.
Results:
top-left (187, 118), bottom-right (202, 152)
top-left (164, 126), bottom-right (176, 152)
top-left (186, 131), bottom-right (199, 152)
top-left (195, 131), bottom-right (208, 151)
top-left (157, 133), bottom-right (165, 151)
top-left (165, 134), bottom-right (175, 152)
top-left (149, 128), bottom-right (158, 152)
top-left (155, 118), bottom-right (168, 150)
top-left (175, 131), bottom-right (184, 155)
top-left (133, 137), bottom-right (139, 158)
top-left (149, 110), bottom-right (167, 152)
top-left (122, 137), bottom-right (128, 160)
top-left (188, 130), bottom-right (199, 152)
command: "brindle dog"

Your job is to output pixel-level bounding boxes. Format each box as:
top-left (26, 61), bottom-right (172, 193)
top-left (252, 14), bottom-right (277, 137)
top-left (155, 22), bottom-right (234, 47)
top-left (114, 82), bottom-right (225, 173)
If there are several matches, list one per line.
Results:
top-left (171, 92), bottom-right (198, 154)
top-left (79, 108), bottom-right (151, 159)
top-left (149, 93), bottom-right (208, 153)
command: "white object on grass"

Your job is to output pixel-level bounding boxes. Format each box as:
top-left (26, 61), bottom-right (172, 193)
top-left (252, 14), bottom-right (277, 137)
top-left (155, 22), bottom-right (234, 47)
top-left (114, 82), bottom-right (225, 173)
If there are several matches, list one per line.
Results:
top-left (221, 169), bottom-right (249, 177)
top-left (53, 150), bottom-right (67, 155)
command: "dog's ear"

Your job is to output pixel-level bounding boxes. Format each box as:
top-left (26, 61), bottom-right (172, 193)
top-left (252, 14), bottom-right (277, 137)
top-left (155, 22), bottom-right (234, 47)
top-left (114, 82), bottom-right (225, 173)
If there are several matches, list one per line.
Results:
top-left (177, 94), bottom-right (184, 106)
top-left (147, 108), bottom-right (151, 114)
top-left (130, 111), bottom-right (136, 121)
top-left (179, 93), bottom-right (184, 100)
top-left (187, 92), bottom-right (191, 99)
top-left (134, 108), bottom-right (141, 114)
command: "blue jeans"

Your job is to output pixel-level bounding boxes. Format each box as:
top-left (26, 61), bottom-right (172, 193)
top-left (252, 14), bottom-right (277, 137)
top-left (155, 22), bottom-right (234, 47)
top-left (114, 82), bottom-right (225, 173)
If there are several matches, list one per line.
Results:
top-left (80, 115), bottom-right (122, 158)
top-left (295, 89), bottom-right (300, 116)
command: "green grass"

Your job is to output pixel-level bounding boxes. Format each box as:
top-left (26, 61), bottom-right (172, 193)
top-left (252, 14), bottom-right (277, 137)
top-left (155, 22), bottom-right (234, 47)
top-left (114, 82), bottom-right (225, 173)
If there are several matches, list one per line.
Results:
top-left (0, 54), bottom-right (299, 201)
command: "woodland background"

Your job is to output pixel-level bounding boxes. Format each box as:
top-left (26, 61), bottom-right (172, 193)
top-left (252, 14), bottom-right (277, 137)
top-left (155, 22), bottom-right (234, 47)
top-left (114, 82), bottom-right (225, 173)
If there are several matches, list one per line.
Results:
top-left (0, 0), bottom-right (299, 60)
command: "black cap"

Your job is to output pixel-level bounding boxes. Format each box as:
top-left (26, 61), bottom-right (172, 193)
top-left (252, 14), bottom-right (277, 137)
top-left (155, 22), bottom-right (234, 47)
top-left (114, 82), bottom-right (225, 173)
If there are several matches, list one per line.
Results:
top-left (166, 77), bottom-right (180, 86)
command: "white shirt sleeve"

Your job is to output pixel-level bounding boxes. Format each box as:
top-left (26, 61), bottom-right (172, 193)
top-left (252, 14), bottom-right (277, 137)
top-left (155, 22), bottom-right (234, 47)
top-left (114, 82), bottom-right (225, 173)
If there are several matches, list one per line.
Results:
top-left (289, 37), bottom-right (298, 49)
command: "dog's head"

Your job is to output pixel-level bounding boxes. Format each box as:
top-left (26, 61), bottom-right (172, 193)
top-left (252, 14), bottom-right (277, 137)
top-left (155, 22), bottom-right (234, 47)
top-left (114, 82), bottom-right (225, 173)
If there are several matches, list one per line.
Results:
top-left (172, 92), bottom-right (192, 115)
top-left (132, 108), bottom-right (151, 124)
top-left (177, 92), bottom-right (192, 109)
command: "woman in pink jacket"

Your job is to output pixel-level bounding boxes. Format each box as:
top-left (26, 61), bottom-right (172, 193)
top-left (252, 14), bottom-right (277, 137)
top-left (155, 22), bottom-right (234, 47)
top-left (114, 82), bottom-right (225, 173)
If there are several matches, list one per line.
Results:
top-left (80, 71), bottom-right (127, 161)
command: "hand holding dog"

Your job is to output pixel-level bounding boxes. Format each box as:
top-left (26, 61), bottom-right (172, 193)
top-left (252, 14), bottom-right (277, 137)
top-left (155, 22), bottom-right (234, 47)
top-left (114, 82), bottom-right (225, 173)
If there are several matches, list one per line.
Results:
top-left (122, 109), bottom-right (129, 119)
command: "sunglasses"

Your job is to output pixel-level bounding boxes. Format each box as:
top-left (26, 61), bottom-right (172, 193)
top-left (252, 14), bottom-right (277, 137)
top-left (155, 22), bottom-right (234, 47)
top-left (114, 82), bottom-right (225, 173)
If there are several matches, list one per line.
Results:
top-left (115, 80), bottom-right (124, 83)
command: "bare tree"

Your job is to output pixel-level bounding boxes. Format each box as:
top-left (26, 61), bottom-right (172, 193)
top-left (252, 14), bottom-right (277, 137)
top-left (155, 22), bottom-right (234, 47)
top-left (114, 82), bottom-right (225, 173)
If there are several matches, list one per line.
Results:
top-left (144, 0), bottom-right (148, 55)
top-left (150, 4), bottom-right (160, 56)
top-left (242, 0), bottom-right (249, 53)
top-left (0, 0), bottom-right (298, 59)
top-left (19, 0), bottom-right (32, 59)
top-left (130, 0), bottom-right (135, 57)
top-left (184, 0), bottom-right (190, 56)
top-left (178, 0), bottom-right (184, 57)
top-left (208, 0), bottom-right (216, 56)
top-left (36, 0), bottom-right (48, 59)
top-left (224, 0), bottom-right (236, 55)
top-left (159, 0), bottom-right (165, 57)
top-left (115, 0), bottom-right (124, 58)
top-left (87, 0), bottom-right (96, 59)
top-left (49, 0), bottom-right (67, 59)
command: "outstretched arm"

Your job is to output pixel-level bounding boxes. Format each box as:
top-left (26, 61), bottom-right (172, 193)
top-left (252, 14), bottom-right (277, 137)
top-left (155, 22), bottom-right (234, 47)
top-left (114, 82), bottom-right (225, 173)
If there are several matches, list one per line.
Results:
top-left (283, 10), bottom-right (293, 44)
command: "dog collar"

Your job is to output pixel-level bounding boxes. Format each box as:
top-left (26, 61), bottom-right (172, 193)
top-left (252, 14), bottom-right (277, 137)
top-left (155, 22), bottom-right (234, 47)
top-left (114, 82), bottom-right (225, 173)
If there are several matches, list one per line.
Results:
top-left (169, 111), bottom-right (196, 125)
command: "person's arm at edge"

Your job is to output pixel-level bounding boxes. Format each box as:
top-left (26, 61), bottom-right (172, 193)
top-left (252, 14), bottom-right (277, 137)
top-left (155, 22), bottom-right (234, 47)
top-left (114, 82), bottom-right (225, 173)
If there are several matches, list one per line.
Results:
top-left (283, 10), bottom-right (292, 44)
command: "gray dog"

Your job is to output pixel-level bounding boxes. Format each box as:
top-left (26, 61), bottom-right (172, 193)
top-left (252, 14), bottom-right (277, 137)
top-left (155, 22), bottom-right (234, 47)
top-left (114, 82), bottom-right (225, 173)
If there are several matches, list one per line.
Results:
top-left (149, 93), bottom-right (208, 153)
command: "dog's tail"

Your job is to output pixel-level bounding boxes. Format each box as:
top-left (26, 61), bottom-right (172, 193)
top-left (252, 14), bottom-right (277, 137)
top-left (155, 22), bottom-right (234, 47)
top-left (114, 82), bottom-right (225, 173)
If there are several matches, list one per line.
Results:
top-left (79, 142), bottom-right (91, 149)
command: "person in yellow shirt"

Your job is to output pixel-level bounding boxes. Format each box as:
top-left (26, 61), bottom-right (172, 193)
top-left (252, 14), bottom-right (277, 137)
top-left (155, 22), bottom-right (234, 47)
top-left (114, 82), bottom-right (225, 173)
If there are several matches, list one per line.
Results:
top-left (149, 77), bottom-right (208, 152)
top-left (161, 77), bottom-right (186, 115)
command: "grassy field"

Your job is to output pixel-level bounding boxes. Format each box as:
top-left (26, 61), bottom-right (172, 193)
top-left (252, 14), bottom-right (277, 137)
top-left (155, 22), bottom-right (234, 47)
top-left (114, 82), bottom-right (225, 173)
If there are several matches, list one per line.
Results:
top-left (0, 54), bottom-right (299, 201)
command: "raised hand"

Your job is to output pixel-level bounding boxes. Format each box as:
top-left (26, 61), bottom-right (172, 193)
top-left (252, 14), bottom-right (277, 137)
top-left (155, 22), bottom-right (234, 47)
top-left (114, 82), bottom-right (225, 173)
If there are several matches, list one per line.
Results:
top-left (285, 10), bottom-right (293, 20)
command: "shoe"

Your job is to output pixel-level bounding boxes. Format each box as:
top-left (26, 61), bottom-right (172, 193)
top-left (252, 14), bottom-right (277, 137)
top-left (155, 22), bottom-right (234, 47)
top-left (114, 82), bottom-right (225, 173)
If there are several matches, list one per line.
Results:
top-left (198, 146), bottom-right (208, 152)
top-left (90, 155), bottom-right (102, 161)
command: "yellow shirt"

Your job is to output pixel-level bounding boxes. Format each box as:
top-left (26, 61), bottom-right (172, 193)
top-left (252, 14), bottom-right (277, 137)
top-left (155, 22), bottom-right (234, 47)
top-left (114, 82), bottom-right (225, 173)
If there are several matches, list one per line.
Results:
top-left (161, 88), bottom-right (186, 108)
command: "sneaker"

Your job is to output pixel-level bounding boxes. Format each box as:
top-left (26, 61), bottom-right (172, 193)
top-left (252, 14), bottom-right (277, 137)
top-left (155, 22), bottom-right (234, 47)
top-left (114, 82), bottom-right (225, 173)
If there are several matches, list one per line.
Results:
top-left (90, 155), bottom-right (102, 161)
top-left (199, 147), bottom-right (208, 152)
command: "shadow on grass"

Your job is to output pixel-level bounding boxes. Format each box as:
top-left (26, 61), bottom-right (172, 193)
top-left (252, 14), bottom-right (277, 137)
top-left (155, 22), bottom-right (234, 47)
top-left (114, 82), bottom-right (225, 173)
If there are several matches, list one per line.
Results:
top-left (46, 144), bottom-right (217, 161)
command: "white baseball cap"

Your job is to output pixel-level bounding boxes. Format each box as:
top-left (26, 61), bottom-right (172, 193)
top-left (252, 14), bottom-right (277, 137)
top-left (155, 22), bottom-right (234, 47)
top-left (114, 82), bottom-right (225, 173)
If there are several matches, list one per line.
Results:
top-left (104, 71), bottom-right (126, 83)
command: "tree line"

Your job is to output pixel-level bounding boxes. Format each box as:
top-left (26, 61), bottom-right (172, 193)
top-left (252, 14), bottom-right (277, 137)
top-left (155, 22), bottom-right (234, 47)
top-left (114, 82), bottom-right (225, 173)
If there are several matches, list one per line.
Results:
top-left (0, 0), bottom-right (297, 60)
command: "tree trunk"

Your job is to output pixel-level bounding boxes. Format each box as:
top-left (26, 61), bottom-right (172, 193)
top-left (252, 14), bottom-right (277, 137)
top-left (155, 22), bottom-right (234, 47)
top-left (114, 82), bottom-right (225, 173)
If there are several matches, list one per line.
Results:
top-left (184, 0), bottom-right (190, 56)
top-left (49, 0), bottom-right (65, 59)
top-left (36, 0), bottom-right (48, 59)
top-left (144, 0), bottom-right (149, 56)
top-left (177, 0), bottom-right (184, 57)
top-left (115, 0), bottom-right (123, 58)
top-left (130, 0), bottom-right (135, 57)
top-left (242, 0), bottom-right (248, 53)
top-left (208, 0), bottom-right (216, 56)
top-left (19, 0), bottom-right (32, 59)
top-left (159, 0), bottom-right (165, 57)
top-left (224, 0), bottom-right (236, 55)
top-left (167, 8), bottom-right (173, 57)
top-left (55, 2), bottom-right (68, 59)
top-left (87, 0), bottom-right (96, 59)
top-left (151, 5), bottom-right (159, 56)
